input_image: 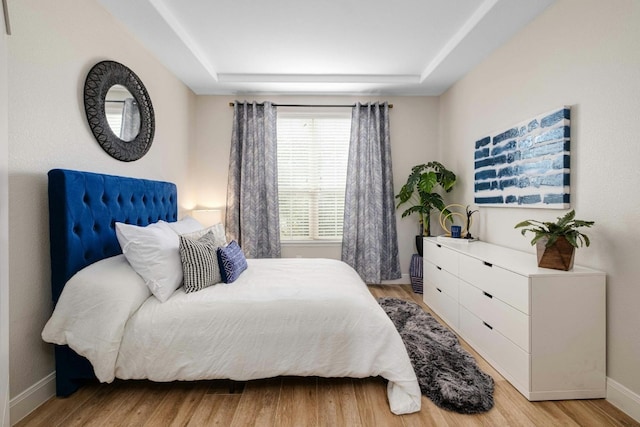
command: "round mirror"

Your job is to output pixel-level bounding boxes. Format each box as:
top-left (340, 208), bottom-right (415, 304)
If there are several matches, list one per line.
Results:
top-left (84, 61), bottom-right (154, 162)
top-left (105, 84), bottom-right (141, 142)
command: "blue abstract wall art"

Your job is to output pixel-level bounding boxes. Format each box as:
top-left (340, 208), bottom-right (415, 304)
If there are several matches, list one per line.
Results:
top-left (474, 106), bottom-right (571, 209)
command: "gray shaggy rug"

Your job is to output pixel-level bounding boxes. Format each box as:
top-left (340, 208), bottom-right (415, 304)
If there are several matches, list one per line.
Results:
top-left (378, 297), bottom-right (494, 414)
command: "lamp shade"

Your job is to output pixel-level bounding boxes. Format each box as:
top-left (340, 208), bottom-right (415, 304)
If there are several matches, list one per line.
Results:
top-left (191, 209), bottom-right (222, 227)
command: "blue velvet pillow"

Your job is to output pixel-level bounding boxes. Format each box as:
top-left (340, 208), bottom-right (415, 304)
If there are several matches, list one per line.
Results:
top-left (216, 240), bottom-right (248, 283)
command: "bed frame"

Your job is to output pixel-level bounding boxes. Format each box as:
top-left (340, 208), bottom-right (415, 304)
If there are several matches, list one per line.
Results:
top-left (48, 168), bottom-right (178, 396)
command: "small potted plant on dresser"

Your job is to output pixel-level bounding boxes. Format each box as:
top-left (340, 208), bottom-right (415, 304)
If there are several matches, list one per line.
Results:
top-left (395, 161), bottom-right (456, 256)
top-left (514, 209), bottom-right (594, 271)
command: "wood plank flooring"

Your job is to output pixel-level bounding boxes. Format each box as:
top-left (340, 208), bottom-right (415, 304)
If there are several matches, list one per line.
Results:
top-left (17, 285), bottom-right (639, 427)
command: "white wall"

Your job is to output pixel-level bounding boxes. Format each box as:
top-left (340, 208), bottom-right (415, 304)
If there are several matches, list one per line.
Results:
top-left (1, 8), bottom-right (10, 426)
top-left (439, 0), bottom-right (640, 409)
top-left (7, 0), bottom-right (196, 421)
top-left (193, 95), bottom-right (440, 279)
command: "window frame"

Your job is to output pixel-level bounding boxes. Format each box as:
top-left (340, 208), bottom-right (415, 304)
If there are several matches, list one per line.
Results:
top-left (276, 108), bottom-right (351, 244)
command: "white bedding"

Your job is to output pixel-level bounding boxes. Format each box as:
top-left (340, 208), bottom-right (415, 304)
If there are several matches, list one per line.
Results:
top-left (43, 257), bottom-right (421, 414)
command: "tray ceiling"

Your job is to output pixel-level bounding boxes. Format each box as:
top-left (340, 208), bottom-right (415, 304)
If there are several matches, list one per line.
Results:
top-left (98, 0), bottom-right (556, 95)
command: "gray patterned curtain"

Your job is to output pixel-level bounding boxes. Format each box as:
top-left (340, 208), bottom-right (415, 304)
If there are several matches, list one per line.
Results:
top-left (226, 101), bottom-right (281, 258)
top-left (120, 98), bottom-right (140, 141)
top-left (341, 102), bottom-right (401, 283)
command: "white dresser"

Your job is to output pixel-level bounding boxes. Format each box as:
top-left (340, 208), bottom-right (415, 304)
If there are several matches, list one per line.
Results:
top-left (423, 237), bottom-right (606, 401)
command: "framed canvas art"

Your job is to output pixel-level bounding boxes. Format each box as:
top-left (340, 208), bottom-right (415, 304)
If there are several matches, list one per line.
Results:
top-left (474, 106), bottom-right (570, 209)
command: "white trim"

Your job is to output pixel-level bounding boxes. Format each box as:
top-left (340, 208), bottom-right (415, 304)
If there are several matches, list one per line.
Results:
top-left (380, 273), bottom-right (410, 285)
top-left (9, 372), bottom-right (55, 426)
top-left (420, 0), bottom-right (499, 82)
top-left (280, 240), bottom-right (342, 247)
top-left (607, 377), bottom-right (640, 423)
top-left (218, 73), bottom-right (420, 84)
top-left (147, 0), bottom-right (218, 81)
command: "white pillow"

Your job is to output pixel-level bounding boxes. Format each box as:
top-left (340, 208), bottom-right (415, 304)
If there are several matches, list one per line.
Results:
top-left (167, 215), bottom-right (204, 235)
top-left (115, 221), bottom-right (183, 302)
top-left (182, 222), bottom-right (226, 244)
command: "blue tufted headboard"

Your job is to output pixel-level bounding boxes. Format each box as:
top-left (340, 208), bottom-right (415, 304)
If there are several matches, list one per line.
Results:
top-left (47, 168), bottom-right (178, 395)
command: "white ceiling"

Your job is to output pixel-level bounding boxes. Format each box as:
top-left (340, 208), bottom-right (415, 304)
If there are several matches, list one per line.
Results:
top-left (98, 0), bottom-right (556, 96)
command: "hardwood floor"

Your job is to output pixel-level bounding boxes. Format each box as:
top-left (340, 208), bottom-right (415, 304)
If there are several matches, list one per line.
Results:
top-left (17, 285), bottom-right (638, 427)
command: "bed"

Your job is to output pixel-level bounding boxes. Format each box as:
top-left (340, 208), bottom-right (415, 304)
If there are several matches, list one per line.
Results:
top-left (42, 169), bottom-right (421, 415)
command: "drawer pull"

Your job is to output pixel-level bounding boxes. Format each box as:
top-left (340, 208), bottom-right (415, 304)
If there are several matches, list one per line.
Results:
top-left (436, 287), bottom-right (442, 293)
top-left (483, 291), bottom-right (493, 299)
top-left (483, 321), bottom-right (493, 330)
top-left (436, 266), bottom-right (442, 271)
top-left (436, 244), bottom-right (442, 248)
top-left (483, 261), bottom-right (493, 267)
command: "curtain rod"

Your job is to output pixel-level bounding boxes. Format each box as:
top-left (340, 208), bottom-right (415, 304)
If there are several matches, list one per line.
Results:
top-left (228, 102), bottom-right (393, 109)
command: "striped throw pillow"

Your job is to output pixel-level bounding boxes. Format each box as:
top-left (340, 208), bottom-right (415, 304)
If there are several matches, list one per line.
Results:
top-left (179, 231), bottom-right (224, 293)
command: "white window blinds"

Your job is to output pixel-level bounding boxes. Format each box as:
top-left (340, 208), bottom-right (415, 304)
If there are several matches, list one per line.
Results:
top-left (277, 110), bottom-right (351, 241)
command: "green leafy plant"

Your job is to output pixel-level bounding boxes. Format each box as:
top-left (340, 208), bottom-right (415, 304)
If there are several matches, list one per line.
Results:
top-left (514, 209), bottom-right (594, 248)
top-left (395, 162), bottom-right (457, 236)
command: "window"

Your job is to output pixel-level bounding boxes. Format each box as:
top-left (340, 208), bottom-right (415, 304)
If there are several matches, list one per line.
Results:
top-left (105, 103), bottom-right (123, 137)
top-left (277, 110), bottom-right (351, 241)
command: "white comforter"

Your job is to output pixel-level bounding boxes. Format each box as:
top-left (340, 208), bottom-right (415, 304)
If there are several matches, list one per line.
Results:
top-left (43, 256), bottom-right (421, 414)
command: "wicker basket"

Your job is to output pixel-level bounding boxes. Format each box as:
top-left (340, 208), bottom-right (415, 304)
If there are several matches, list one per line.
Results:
top-left (409, 254), bottom-right (423, 294)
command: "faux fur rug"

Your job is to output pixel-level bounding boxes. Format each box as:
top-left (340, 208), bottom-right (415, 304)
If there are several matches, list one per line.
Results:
top-left (378, 297), bottom-right (494, 414)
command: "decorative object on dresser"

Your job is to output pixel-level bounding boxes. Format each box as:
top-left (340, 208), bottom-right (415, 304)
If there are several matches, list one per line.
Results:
top-left (395, 162), bottom-right (457, 255)
top-left (474, 106), bottom-right (571, 209)
top-left (422, 237), bottom-right (606, 401)
top-left (378, 297), bottom-right (494, 414)
top-left (464, 206), bottom-right (479, 239)
top-left (84, 60), bottom-right (155, 162)
top-left (514, 209), bottom-right (594, 271)
top-left (438, 203), bottom-right (479, 240)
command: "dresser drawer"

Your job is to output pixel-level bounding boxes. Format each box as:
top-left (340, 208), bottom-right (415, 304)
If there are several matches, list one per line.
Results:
top-left (459, 280), bottom-right (530, 352)
top-left (424, 282), bottom-right (459, 329)
top-left (424, 260), bottom-right (459, 300)
top-left (424, 240), bottom-right (458, 275)
top-left (459, 255), bottom-right (529, 314)
top-left (460, 307), bottom-right (530, 390)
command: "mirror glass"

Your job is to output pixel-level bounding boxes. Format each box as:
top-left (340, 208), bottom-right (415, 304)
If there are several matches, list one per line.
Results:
top-left (105, 84), bottom-right (141, 142)
top-left (84, 60), bottom-right (155, 161)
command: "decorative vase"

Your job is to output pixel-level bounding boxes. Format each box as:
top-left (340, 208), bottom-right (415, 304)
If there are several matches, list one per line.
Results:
top-left (415, 235), bottom-right (423, 257)
top-left (536, 236), bottom-right (575, 271)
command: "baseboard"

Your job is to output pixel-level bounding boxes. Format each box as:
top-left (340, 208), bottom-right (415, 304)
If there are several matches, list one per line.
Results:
top-left (607, 377), bottom-right (640, 423)
top-left (9, 372), bottom-right (55, 426)
top-left (380, 273), bottom-right (410, 285)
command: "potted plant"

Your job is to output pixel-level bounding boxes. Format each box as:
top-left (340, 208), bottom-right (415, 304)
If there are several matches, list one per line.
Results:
top-left (395, 162), bottom-right (457, 256)
top-left (514, 209), bottom-right (594, 271)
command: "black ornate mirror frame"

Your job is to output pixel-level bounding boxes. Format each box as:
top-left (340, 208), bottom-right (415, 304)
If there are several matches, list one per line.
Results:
top-left (83, 60), bottom-right (155, 162)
